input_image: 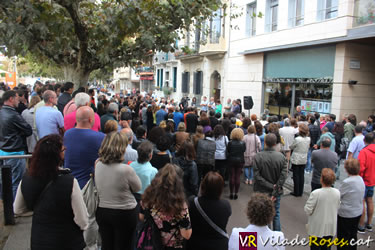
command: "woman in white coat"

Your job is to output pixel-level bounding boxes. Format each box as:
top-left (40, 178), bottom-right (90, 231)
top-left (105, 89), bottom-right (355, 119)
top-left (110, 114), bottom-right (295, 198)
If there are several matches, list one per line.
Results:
top-left (304, 168), bottom-right (340, 250)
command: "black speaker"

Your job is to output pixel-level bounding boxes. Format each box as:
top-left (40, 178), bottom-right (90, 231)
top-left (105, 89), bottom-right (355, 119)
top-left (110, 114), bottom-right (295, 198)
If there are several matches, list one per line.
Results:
top-left (243, 96), bottom-right (254, 110)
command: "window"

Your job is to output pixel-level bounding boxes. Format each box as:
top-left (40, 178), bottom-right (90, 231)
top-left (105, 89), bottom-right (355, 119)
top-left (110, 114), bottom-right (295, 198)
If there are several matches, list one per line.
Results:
top-left (193, 71), bottom-right (203, 95)
top-left (202, 9), bottom-right (222, 44)
top-left (173, 67), bottom-right (177, 92)
top-left (266, 0), bottom-right (279, 32)
top-left (246, 2), bottom-right (257, 36)
top-left (210, 9), bottom-right (222, 43)
top-left (160, 69), bottom-right (164, 89)
top-left (182, 72), bottom-right (190, 93)
top-left (317, 0), bottom-right (338, 21)
top-left (288, 0), bottom-right (304, 27)
top-left (157, 69), bottom-right (160, 87)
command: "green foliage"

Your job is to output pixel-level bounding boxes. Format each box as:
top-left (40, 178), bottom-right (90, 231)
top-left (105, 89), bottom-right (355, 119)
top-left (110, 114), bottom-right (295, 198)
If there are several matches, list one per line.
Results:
top-left (0, 0), bottom-right (222, 87)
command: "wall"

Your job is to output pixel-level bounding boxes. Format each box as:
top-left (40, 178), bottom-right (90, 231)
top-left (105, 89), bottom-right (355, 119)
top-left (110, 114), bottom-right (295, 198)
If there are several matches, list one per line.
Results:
top-left (224, 53), bottom-right (264, 116)
top-left (332, 42), bottom-right (375, 121)
top-left (229, 0), bottom-right (353, 57)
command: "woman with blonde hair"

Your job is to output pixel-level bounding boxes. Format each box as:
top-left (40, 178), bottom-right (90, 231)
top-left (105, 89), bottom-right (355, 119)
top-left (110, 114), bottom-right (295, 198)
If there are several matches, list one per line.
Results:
top-left (140, 163), bottom-right (192, 248)
top-left (173, 122), bottom-right (190, 152)
top-left (103, 120), bottom-right (118, 134)
top-left (21, 95), bottom-right (41, 153)
top-left (290, 124), bottom-right (311, 197)
top-left (243, 125), bottom-right (261, 185)
top-left (227, 128), bottom-right (246, 200)
top-left (95, 132), bottom-right (141, 250)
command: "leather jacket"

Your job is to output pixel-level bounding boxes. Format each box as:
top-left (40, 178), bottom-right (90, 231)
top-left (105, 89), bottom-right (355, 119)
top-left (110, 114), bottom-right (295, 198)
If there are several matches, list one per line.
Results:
top-left (196, 137), bottom-right (216, 166)
top-left (227, 140), bottom-right (246, 163)
top-left (0, 105), bottom-right (32, 152)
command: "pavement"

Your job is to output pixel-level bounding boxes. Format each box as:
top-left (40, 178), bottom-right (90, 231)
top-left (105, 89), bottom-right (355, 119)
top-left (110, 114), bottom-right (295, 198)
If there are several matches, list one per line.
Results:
top-left (1, 161), bottom-right (375, 249)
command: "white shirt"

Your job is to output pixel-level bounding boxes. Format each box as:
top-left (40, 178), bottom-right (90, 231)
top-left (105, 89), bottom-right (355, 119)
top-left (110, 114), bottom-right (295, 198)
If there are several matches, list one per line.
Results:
top-left (229, 224), bottom-right (285, 250)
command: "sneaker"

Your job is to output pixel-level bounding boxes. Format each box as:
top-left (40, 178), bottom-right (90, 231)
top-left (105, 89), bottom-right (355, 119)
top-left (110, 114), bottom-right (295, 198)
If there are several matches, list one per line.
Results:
top-left (365, 224), bottom-right (373, 232)
top-left (358, 227), bottom-right (366, 234)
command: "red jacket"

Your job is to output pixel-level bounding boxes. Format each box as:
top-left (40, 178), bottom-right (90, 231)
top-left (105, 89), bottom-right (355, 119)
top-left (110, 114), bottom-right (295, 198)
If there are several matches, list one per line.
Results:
top-left (359, 144), bottom-right (375, 187)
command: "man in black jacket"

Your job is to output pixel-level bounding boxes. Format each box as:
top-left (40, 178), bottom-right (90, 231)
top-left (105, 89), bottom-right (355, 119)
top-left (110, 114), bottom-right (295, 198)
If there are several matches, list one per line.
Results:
top-left (57, 81), bottom-right (74, 113)
top-left (0, 90), bottom-right (32, 199)
top-left (253, 133), bottom-right (287, 232)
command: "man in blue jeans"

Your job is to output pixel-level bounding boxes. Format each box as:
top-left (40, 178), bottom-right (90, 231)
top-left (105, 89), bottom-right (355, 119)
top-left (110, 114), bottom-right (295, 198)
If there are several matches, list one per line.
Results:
top-left (0, 90), bottom-right (32, 200)
top-left (254, 133), bottom-right (287, 231)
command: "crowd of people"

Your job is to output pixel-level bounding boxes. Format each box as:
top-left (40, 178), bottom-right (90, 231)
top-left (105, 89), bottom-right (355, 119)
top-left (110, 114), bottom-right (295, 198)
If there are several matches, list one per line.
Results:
top-left (0, 80), bottom-right (374, 250)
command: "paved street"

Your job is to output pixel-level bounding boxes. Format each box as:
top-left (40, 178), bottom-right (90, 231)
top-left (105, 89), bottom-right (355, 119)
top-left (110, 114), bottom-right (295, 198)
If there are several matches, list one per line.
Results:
top-left (2, 164), bottom-right (375, 249)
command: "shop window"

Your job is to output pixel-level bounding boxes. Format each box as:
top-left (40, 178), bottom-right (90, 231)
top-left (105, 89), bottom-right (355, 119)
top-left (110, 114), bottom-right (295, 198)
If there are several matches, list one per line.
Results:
top-left (246, 2), bottom-right (257, 37)
top-left (264, 82), bottom-right (332, 117)
top-left (265, 0), bottom-right (279, 32)
top-left (193, 71), bottom-right (203, 95)
top-left (288, 0), bottom-right (304, 27)
top-left (317, 0), bottom-right (338, 21)
top-left (181, 72), bottom-right (190, 93)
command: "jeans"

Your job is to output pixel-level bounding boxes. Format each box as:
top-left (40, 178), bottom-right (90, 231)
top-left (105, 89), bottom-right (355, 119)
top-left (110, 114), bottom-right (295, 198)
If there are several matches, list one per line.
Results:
top-left (244, 166), bottom-right (253, 180)
top-left (273, 196), bottom-right (281, 231)
top-left (0, 158), bottom-right (26, 201)
top-left (305, 149), bottom-right (313, 172)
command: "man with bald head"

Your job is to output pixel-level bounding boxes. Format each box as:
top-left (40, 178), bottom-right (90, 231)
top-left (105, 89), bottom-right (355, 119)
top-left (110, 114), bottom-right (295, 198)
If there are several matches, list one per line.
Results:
top-left (121, 127), bottom-right (138, 163)
top-left (64, 106), bottom-right (105, 249)
top-left (64, 106), bottom-right (105, 188)
top-left (35, 90), bottom-right (64, 139)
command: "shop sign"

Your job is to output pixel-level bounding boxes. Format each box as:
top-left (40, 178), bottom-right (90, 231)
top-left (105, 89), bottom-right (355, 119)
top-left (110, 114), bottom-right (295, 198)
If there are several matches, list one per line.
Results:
top-left (263, 77), bottom-right (333, 84)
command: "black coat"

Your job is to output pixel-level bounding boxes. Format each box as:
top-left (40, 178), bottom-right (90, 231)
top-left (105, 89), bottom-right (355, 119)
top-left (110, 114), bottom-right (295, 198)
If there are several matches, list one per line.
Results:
top-left (227, 140), bottom-right (246, 163)
top-left (0, 105), bottom-right (32, 152)
top-left (173, 156), bottom-right (199, 198)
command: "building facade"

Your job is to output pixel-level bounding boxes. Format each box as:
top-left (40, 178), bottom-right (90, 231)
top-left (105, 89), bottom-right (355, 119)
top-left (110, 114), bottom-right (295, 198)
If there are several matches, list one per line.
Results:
top-left (227, 0), bottom-right (375, 120)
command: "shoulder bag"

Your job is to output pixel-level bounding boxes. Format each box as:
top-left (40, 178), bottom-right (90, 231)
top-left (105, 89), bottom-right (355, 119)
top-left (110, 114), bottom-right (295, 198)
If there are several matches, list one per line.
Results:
top-left (194, 197), bottom-right (228, 238)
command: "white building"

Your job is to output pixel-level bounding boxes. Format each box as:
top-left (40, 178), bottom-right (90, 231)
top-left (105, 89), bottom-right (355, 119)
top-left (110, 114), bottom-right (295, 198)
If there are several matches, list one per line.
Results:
top-left (227, 0), bottom-right (375, 120)
top-left (153, 0), bottom-right (374, 121)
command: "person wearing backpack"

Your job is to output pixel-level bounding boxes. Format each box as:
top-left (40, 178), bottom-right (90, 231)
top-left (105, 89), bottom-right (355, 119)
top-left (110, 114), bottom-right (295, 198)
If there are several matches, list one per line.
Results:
top-left (138, 164), bottom-right (192, 249)
top-left (196, 131), bottom-right (216, 186)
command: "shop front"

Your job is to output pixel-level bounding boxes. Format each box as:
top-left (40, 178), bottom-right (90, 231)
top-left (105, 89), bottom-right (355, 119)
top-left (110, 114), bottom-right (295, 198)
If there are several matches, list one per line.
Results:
top-left (262, 45), bottom-right (336, 117)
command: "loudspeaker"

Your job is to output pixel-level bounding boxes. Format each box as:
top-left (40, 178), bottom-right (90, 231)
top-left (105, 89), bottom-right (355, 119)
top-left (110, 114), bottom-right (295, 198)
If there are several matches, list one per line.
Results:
top-left (243, 96), bottom-right (254, 110)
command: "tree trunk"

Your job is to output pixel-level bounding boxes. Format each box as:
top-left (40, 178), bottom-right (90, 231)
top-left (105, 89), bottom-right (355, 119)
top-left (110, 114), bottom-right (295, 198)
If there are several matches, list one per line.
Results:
top-left (62, 65), bottom-right (91, 90)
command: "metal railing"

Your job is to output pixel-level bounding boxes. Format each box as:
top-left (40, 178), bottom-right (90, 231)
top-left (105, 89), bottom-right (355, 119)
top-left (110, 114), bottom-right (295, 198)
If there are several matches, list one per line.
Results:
top-left (0, 154), bottom-right (32, 225)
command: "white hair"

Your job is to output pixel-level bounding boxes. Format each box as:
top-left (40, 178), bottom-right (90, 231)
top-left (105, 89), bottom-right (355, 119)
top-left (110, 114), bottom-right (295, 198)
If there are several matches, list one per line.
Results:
top-left (108, 102), bottom-right (118, 113)
top-left (74, 93), bottom-right (90, 108)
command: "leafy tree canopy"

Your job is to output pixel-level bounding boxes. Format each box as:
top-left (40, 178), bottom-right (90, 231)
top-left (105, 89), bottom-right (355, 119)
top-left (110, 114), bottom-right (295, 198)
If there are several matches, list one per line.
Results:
top-left (0, 0), bottom-right (222, 88)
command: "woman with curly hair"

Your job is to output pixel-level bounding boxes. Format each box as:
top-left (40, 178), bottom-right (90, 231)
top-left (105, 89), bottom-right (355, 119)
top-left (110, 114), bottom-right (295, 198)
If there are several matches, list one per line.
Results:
top-left (14, 134), bottom-right (88, 250)
top-left (229, 193), bottom-right (285, 250)
top-left (140, 163), bottom-right (192, 249)
top-left (95, 132), bottom-right (141, 250)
